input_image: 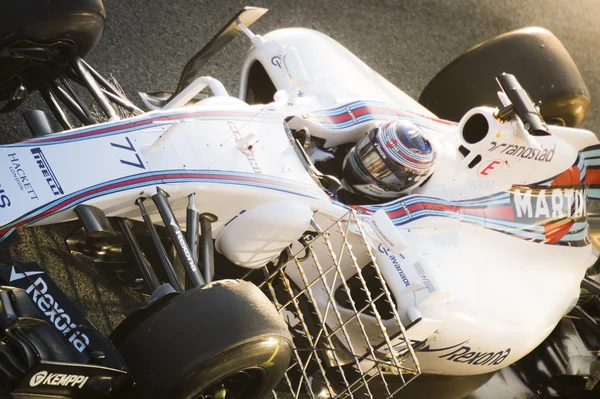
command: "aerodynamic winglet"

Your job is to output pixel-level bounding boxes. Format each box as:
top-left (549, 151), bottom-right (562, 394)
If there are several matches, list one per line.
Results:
top-left (175, 7), bottom-right (268, 95)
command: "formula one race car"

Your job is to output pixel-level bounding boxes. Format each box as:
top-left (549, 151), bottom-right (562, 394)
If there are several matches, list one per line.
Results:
top-left (0, 2), bottom-right (599, 399)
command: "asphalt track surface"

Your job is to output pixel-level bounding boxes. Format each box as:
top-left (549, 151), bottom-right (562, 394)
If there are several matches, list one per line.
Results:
top-left (0, 1), bottom-right (599, 398)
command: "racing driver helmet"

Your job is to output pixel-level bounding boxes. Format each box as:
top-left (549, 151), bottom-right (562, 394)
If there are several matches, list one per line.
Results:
top-left (342, 120), bottom-right (436, 199)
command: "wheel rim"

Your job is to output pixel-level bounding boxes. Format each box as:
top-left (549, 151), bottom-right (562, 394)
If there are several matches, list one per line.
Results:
top-left (196, 368), bottom-right (267, 399)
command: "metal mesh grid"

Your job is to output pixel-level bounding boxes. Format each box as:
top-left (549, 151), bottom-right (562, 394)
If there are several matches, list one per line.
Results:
top-left (243, 209), bottom-right (421, 398)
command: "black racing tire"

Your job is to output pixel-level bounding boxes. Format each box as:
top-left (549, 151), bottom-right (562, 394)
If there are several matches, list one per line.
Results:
top-left (419, 27), bottom-right (590, 128)
top-left (0, 0), bottom-right (106, 55)
top-left (114, 279), bottom-right (293, 399)
top-left (0, 0), bottom-right (106, 85)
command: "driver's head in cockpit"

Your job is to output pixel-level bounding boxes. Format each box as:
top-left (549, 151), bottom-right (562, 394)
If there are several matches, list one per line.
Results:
top-left (342, 120), bottom-right (436, 200)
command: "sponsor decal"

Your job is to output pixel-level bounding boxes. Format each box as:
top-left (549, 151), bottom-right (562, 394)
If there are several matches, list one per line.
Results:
top-left (477, 159), bottom-right (503, 177)
top-left (374, 142), bottom-right (387, 160)
top-left (174, 228), bottom-right (198, 272)
top-left (368, 210), bottom-right (408, 253)
top-left (110, 136), bottom-right (145, 169)
top-left (227, 121), bottom-right (261, 173)
top-left (8, 153), bottom-right (38, 200)
top-left (30, 147), bottom-right (64, 195)
top-left (510, 187), bottom-right (586, 244)
top-left (512, 188), bottom-right (586, 219)
top-left (439, 346), bottom-right (511, 366)
top-left (25, 276), bottom-right (90, 352)
top-left (10, 266), bottom-right (43, 282)
top-left (400, 201), bottom-right (412, 218)
top-left (378, 244), bottom-right (410, 287)
top-left (0, 184), bottom-right (11, 208)
top-left (271, 55), bottom-right (282, 68)
top-left (282, 53), bottom-right (293, 80)
top-left (488, 141), bottom-right (555, 162)
top-left (346, 106), bottom-right (357, 124)
top-left (29, 371), bottom-right (46, 387)
top-left (413, 261), bottom-right (434, 293)
top-left (29, 370), bottom-right (89, 389)
top-left (421, 341), bottom-right (511, 367)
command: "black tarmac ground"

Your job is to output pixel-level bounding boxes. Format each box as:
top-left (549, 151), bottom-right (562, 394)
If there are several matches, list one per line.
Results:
top-left (0, 1), bottom-right (599, 398)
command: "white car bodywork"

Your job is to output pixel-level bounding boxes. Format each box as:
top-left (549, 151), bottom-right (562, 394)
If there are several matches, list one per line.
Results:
top-left (0, 26), bottom-right (597, 376)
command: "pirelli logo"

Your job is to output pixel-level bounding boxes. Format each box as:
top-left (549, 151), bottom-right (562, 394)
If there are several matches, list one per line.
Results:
top-left (31, 147), bottom-right (64, 196)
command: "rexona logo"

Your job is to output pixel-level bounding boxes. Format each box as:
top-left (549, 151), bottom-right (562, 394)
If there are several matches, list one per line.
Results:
top-left (25, 277), bottom-right (90, 352)
top-left (512, 188), bottom-right (586, 219)
top-left (29, 370), bottom-right (89, 389)
top-left (174, 228), bottom-right (198, 272)
top-left (438, 345), bottom-right (511, 367)
top-left (421, 341), bottom-right (511, 367)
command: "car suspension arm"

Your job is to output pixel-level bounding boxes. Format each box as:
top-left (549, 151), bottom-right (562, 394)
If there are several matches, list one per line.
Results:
top-left (152, 188), bottom-right (205, 287)
top-left (71, 56), bottom-right (119, 122)
top-left (116, 218), bottom-right (161, 291)
top-left (136, 198), bottom-right (184, 292)
top-left (199, 212), bottom-right (217, 284)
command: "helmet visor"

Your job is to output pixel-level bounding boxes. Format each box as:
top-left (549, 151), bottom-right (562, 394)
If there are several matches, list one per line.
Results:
top-left (355, 133), bottom-right (425, 192)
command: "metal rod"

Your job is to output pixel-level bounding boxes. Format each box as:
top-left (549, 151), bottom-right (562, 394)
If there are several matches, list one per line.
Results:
top-left (200, 212), bottom-right (218, 283)
top-left (152, 188), bottom-right (205, 287)
top-left (64, 67), bottom-right (143, 116)
top-left (582, 276), bottom-right (600, 296)
top-left (80, 59), bottom-right (144, 115)
top-left (172, 250), bottom-right (188, 290)
top-left (59, 75), bottom-right (96, 122)
top-left (80, 58), bottom-right (122, 97)
top-left (71, 57), bottom-right (119, 121)
top-left (116, 218), bottom-right (161, 291)
top-left (186, 194), bottom-right (200, 264)
top-left (54, 85), bottom-right (90, 124)
top-left (38, 84), bottom-right (72, 130)
top-left (186, 194), bottom-right (200, 289)
top-left (570, 305), bottom-right (600, 335)
top-left (47, 79), bottom-right (94, 125)
top-left (593, 296), bottom-right (600, 313)
top-left (101, 89), bottom-right (144, 115)
top-left (136, 198), bottom-right (183, 292)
